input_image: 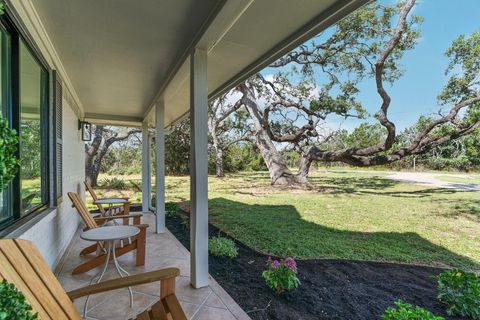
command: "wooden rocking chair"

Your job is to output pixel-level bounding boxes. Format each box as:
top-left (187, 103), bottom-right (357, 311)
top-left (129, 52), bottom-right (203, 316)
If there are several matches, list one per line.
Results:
top-left (84, 180), bottom-right (130, 217)
top-left (68, 192), bottom-right (147, 275)
top-left (0, 239), bottom-right (187, 320)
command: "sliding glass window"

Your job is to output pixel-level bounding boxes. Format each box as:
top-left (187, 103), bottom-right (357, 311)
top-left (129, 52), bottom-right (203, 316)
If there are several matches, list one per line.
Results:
top-left (19, 40), bottom-right (48, 215)
top-left (0, 15), bottom-right (49, 230)
top-left (0, 25), bottom-right (11, 226)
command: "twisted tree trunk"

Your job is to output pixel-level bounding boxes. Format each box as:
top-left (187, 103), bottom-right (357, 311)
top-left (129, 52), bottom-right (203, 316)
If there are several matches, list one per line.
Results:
top-left (239, 84), bottom-right (308, 186)
top-left (210, 126), bottom-right (225, 177)
top-left (85, 125), bottom-right (141, 186)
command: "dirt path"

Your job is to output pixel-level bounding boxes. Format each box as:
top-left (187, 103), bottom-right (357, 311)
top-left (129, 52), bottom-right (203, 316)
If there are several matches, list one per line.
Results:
top-left (386, 172), bottom-right (480, 191)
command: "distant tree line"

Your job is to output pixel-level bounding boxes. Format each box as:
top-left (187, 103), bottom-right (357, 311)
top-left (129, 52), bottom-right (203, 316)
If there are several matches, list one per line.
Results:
top-left (93, 118), bottom-right (479, 182)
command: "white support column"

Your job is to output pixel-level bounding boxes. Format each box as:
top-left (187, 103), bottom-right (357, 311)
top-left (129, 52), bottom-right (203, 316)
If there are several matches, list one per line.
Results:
top-left (155, 99), bottom-right (166, 233)
top-left (141, 121), bottom-right (151, 212)
top-left (190, 48), bottom-right (209, 288)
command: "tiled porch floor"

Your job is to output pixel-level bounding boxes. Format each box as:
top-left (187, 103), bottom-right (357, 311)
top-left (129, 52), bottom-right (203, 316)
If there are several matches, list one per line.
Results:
top-left (55, 213), bottom-right (250, 320)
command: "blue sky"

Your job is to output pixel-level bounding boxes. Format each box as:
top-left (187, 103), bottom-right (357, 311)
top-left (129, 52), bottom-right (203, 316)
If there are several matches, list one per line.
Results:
top-left (261, 0), bottom-right (479, 132)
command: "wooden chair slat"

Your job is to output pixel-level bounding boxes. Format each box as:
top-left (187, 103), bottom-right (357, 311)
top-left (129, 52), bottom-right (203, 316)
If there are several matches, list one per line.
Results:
top-left (149, 301), bottom-right (169, 320)
top-left (160, 278), bottom-right (176, 299)
top-left (163, 295), bottom-right (187, 320)
top-left (69, 192), bottom-right (98, 229)
top-left (136, 310), bottom-right (151, 320)
top-left (84, 180), bottom-right (99, 201)
top-left (14, 239), bottom-right (81, 318)
top-left (0, 245), bottom-right (54, 319)
top-left (0, 241), bottom-right (71, 319)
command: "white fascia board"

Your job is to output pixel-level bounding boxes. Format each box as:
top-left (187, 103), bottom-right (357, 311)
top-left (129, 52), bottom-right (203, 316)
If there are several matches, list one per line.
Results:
top-left (84, 113), bottom-right (143, 128)
top-left (209, 0), bottom-right (371, 100)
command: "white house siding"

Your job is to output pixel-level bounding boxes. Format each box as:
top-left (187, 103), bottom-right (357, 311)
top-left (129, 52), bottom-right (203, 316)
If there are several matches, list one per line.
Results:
top-left (7, 0), bottom-right (87, 268)
top-left (19, 99), bottom-right (84, 268)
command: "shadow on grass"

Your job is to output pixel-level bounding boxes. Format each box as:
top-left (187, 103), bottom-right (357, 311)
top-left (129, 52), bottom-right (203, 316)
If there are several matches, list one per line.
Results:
top-left (208, 197), bottom-right (479, 270)
top-left (309, 174), bottom-right (478, 199)
top-left (436, 198), bottom-right (480, 222)
top-left (309, 175), bottom-right (398, 193)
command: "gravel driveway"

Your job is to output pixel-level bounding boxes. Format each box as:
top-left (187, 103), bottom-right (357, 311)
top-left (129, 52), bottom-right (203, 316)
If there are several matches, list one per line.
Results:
top-left (386, 172), bottom-right (480, 191)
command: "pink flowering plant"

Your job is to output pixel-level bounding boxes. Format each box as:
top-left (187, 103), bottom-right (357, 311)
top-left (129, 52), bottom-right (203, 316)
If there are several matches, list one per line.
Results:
top-left (262, 256), bottom-right (300, 294)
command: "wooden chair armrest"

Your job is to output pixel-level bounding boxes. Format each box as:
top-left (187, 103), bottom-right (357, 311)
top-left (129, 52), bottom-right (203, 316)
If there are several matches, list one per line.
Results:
top-left (67, 268), bottom-right (179, 300)
top-left (93, 213), bottom-right (142, 222)
top-left (96, 197), bottom-right (130, 202)
top-left (133, 223), bottom-right (149, 229)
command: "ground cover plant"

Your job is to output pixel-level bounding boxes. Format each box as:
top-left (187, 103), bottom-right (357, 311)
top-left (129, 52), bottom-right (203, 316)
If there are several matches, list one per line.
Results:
top-left (165, 202), bottom-right (181, 217)
top-left (208, 236), bottom-right (238, 258)
top-left (98, 177), bottom-right (129, 190)
top-left (436, 269), bottom-right (480, 318)
top-left (382, 300), bottom-right (444, 320)
top-left (262, 257), bottom-right (300, 294)
top-left (0, 280), bottom-right (37, 320)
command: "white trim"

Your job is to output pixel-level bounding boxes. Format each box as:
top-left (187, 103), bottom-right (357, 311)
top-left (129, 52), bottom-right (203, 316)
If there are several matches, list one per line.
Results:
top-left (84, 113), bottom-right (143, 128)
top-left (6, 0), bottom-right (84, 118)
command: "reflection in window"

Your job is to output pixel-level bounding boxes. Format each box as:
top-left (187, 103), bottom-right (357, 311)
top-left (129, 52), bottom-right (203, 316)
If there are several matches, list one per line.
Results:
top-left (0, 28), bottom-right (11, 225)
top-left (19, 40), bottom-right (46, 214)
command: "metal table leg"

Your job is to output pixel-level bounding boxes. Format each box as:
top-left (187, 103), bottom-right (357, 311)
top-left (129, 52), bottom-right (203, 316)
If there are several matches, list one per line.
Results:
top-left (112, 239), bottom-right (134, 308)
top-left (83, 240), bottom-right (113, 318)
top-left (82, 239), bottom-right (134, 318)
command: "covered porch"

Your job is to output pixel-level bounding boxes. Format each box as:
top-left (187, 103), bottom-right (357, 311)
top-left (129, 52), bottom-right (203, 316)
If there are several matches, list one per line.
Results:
top-left (1, 0), bottom-right (366, 319)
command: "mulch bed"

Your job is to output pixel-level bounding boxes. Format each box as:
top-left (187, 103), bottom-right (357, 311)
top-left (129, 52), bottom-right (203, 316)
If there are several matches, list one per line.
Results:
top-left (164, 213), bottom-right (466, 320)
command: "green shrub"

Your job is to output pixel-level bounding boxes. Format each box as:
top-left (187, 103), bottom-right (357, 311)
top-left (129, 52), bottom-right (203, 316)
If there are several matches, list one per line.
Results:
top-left (0, 116), bottom-right (19, 191)
top-left (180, 214), bottom-right (189, 229)
top-left (262, 257), bottom-right (300, 294)
top-left (0, 279), bottom-right (38, 320)
top-left (129, 180), bottom-right (142, 192)
top-left (436, 269), bottom-right (480, 318)
top-left (208, 236), bottom-right (238, 259)
top-left (98, 177), bottom-right (129, 190)
top-left (382, 300), bottom-right (444, 320)
top-left (165, 202), bottom-right (181, 217)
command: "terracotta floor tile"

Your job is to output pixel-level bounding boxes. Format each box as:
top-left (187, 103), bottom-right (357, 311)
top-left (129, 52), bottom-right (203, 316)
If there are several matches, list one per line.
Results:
top-left (193, 305), bottom-right (237, 320)
top-left (56, 213), bottom-right (250, 319)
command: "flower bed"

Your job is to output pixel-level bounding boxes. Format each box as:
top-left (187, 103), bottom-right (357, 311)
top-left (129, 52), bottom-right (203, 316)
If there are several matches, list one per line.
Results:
top-left (166, 213), bottom-right (466, 319)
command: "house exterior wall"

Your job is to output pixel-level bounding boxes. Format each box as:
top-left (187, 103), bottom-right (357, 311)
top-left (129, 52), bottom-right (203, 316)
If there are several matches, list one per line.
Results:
top-left (18, 98), bottom-right (84, 268)
top-left (4, 0), bottom-right (87, 268)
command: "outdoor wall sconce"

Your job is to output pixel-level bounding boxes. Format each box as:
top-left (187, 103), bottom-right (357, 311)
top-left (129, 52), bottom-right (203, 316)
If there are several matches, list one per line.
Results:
top-left (78, 120), bottom-right (92, 141)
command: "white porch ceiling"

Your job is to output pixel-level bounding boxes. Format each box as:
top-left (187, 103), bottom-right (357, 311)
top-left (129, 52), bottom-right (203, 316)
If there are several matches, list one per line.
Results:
top-left (31, 0), bottom-right (367, 127)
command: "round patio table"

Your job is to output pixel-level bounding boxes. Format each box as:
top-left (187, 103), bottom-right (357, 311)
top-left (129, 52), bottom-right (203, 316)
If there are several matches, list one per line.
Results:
top-left (80, 225), bottom-right (140, 318)
top-left (94, 198), bottom-right (128, 212)
top-left (94, 198), bottom-right (128, 224)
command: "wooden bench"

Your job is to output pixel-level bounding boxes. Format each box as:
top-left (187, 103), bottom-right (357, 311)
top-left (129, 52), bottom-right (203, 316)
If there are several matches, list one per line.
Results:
top-left (0, 239), bottom-right (187, 320)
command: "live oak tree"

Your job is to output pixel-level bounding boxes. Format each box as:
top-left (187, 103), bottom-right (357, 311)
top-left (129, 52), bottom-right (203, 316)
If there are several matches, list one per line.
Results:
top-left (208, 97), bottom-right (249, 177)
top-left (220, 0), bottom-right (480, 186)
top-left (85, 125), bottom-right (141, 186)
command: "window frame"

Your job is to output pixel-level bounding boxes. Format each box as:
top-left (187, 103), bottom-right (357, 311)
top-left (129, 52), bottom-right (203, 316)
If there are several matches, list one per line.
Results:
top-left (0, 12), bottom-right (51, 231)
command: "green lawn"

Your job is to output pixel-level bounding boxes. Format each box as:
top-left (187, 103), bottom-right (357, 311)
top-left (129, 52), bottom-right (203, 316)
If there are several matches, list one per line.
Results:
top-left (94, 171), bottom-right (480, 270)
